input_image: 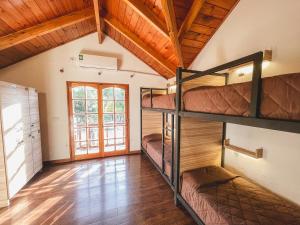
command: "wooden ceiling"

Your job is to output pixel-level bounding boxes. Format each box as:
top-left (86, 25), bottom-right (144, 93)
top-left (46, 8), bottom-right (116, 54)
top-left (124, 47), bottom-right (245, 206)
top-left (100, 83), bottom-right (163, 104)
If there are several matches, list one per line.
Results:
top-left (0, 0), bottom-right (239, 79)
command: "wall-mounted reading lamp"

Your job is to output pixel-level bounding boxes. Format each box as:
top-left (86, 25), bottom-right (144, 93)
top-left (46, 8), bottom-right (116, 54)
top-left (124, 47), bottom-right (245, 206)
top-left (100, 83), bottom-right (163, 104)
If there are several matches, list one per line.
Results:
top-left (235, 50), bottom-right (272, 76)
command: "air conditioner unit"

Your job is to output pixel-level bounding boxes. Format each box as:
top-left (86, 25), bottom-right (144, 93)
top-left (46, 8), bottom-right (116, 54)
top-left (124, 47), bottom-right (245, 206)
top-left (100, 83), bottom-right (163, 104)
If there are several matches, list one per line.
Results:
top-left (78, 51), bottom-right (118, 70)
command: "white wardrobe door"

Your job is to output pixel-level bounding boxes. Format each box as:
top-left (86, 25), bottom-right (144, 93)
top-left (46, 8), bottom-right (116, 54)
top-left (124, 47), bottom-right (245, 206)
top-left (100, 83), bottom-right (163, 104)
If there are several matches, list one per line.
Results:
top-left (0, 86), bottom-right (33, 198)
top-left (28, 88), bottom-right (42, 174)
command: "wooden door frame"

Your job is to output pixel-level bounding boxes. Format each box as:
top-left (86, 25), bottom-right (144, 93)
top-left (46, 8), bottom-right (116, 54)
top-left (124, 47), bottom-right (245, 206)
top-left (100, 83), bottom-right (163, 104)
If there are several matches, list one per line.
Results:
top-left (67, 81), bottom-right (130, 161)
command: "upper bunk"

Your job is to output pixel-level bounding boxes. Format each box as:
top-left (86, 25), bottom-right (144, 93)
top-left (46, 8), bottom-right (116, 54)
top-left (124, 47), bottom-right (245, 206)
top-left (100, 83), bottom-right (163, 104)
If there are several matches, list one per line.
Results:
top-left (140, 87), bottom-right (176, 114)
top-left (177, 52), bottom-right (300, 134)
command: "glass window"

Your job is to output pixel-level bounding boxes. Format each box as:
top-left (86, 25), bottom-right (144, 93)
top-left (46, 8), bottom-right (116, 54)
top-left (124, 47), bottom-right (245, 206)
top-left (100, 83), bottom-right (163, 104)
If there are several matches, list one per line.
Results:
top-left (103, 114), bottom-right (114, 125)
top-left (73, 100), bottom-right (85, 113)
top-left (86, 87), bottom-right (97, 99)
top-left (103, 88), bottom-right (114, 100)
top-left (115, 101), bottom-right (125, 113)
top-left (103, 101), bottom-right (114, 113)
top-left (87, 100), bottom-right (98, 113)
top-left (72, 86), bottom-right (85, 99)
top-left (87, 114), bottom-right (98, 126)
top-left (114, 88), bottom-right (125, 100)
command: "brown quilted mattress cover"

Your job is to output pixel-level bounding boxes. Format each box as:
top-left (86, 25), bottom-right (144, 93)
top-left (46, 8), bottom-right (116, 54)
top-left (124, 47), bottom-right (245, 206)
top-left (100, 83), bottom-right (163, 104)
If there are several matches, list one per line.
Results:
top-left (142, 94), bottom-right (176, 110)
top-left (183, 73), bottom-right (300, 120)
top-left (142, 133), bottom-right (162, 150)
top-left (146, 140), bottom-right (173, 178)
top-left (181, 166), bottom-right (300, 225)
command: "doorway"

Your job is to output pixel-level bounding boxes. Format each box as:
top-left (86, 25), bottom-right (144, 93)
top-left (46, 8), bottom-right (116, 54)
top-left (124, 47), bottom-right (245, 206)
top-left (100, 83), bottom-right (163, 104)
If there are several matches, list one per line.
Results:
top-left (67, 82), bottom-right (129, 160)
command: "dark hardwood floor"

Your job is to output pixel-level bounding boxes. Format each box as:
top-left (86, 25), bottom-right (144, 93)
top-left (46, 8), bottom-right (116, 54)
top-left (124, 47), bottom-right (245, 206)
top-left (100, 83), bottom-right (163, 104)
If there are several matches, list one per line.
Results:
top-left (0, 154), bottom-right (195, 225)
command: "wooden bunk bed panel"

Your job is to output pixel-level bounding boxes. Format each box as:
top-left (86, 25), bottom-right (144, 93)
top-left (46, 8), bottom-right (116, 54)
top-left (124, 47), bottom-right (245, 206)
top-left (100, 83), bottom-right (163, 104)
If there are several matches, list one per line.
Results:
top-left (183, 73), bottom-right (300, 121)
top-left (142, 111), bottom-right (162, 137)
top-left (181, 166), bottom-right (300, 225)
top-left (180, 117), bottom-right (223, 174)
top-left (182, 75), bottom-right (225, 91)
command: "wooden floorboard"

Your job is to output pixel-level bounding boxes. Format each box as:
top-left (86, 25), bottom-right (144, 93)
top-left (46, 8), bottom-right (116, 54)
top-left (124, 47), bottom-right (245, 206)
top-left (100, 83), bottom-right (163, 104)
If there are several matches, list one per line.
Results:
top-left (0, 155), bottom-right (195, 225)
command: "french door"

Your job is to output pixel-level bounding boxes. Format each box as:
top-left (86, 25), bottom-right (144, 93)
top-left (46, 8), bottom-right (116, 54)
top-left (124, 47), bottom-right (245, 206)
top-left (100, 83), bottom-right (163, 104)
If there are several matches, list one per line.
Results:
top-left (68, 82), bottom-right (129, 160)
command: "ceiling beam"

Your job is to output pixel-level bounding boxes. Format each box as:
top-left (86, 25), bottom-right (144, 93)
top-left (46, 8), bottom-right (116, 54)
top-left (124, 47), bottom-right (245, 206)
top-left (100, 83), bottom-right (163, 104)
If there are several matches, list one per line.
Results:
top-left (178, 0), bottom-right (205, 42)
top-left (92, 0), bottom-right (105, 43)
top-left (0, 8), bottom-right (94, 51)
top-left (161, 0), bottom-right (184, 67)
top-left (122, 0), bottom-right (169, 38)
top-left (104, 14), bottom-right (176, 76)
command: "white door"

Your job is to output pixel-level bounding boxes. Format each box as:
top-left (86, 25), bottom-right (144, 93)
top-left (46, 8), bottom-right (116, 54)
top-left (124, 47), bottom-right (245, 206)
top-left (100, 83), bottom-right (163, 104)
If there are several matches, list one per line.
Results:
top-left (28, 88), bottom-right (42, 174)
top-left (0, 85), bottom-right (32, 197)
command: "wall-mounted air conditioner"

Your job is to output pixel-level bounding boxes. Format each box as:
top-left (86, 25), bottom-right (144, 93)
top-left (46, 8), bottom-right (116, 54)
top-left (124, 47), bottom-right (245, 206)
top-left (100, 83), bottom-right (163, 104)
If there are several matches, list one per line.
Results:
top-left (78, 51), bottom-right (118, 70)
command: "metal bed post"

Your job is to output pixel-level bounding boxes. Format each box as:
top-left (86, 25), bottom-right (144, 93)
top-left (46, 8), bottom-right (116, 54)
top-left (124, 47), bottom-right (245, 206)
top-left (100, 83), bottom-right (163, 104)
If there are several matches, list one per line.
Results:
top-left (250, 52), bottom-right (263, 117)
top-left (162, 112), bottom-right (165, 174)
top-left (171, 114), bottom-right (175, 184)
top-left (221, 74), bottom-right (229, 167)
top-left (150, 88), bottom-right (153, 108)
top-left (140, 88), bottom-right (144, 154)
top-left (174, 67), bottom-right (182, 205)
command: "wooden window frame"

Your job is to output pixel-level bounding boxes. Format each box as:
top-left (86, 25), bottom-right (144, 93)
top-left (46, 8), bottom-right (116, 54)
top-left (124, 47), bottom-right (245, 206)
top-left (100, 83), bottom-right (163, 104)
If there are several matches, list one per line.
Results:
top-left (67, 81), bottom-right (130, 161)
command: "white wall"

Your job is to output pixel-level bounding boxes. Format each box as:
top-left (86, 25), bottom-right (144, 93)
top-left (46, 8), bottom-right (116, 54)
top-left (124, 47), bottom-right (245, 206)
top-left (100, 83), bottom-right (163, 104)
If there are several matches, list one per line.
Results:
top-left (0, 33), bottom-right (167, 161)
top-left (188, 0), bottom-right (300, 204)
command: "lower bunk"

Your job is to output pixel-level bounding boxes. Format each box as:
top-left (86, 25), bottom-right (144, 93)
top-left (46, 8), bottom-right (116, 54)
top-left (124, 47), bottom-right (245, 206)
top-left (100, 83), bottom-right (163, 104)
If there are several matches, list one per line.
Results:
top-left (177, 166), bottom-right (300, 225)
top-left (142, 133), bottom-right (174, 188)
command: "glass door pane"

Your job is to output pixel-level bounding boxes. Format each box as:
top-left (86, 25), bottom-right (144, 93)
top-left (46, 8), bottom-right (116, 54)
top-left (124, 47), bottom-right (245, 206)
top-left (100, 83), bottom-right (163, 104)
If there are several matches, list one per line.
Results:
top-left (70, 85), bottom-right (100, 158)
top-left (101, 86), bottom-right (127, 154)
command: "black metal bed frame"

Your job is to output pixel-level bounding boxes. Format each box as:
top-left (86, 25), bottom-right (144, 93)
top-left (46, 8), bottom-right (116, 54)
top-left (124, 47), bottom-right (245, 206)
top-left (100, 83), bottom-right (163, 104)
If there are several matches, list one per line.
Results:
top-left (174, 51), bottom-right (300, 225)
top-left (140, 87), bottom-right (176, 189)
top-left (140, 52), bottom-right (300, 225)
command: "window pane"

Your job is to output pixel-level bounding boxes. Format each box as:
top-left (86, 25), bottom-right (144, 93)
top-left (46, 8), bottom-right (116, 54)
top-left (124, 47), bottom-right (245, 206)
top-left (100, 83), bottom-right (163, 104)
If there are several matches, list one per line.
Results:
top-left (114, 88), bottom-right (125, 100)
top-left (89, 128), bottom-right (99, 140)
top-left (104, 139), bottom-right (115, 152)
top-left (115, 126), bottom-right (125, 138)
top-left (73, 100), bottom-right (85, 113)
top-left (88, 141), bottom-right (99, 154)
top-left (87, 114), bottom-right (98, 126)
top-left (103, 88), bottom-right (114, 100)
top-left (115, 101), bottom-right (125, 113)
top-left (75, 141), bottom-right (87, 155)
top-left (74, 128), bottom-right (86, 141)
top-left (72, 86), bottom-right (85, 99)
top-left (104, 126), bottom-right (114, 139)
top-left (115, 114), bottom-right (125, 124)
top-left (87, 100), bottom-right (98, 113)
top-left (73, 115), bottom-right (86, 127)
top-left (103, 101), bottom-right (114, 113)
top-left (103, 114), bottom-right (114, 125)
top-left (86, 87), bottom-right (97, 99)
top-left (116, 138), bottom-right (125, 150)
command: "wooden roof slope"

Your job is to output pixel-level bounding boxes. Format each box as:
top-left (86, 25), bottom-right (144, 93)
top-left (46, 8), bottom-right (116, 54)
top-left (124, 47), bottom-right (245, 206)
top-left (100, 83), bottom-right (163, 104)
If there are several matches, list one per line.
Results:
top-left (0, 0), bottom-right (239, 79)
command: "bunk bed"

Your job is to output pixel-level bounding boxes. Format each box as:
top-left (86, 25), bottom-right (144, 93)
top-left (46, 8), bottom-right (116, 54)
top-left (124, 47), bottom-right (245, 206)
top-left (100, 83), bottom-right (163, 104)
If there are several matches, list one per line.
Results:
top-left (141, 87), bottom-right (176, 112)
top-left (173, 52), bottom-right (300, 225)
top-left (140, 101), bottom-right (175, 188)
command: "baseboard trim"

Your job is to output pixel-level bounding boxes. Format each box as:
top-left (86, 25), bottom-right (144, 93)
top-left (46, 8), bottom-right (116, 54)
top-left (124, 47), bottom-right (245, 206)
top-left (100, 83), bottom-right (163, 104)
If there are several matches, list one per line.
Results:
top-left (44, 158), bottom-right (72, 165)
top-left (44, 150), bottom-right (141, 165)
top-left (127, 150), bottom-right (141, 155)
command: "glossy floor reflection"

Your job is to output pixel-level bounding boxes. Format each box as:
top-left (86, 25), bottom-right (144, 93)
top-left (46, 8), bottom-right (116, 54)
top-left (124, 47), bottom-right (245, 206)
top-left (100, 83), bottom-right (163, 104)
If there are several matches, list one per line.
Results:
top-left (0, 154), bottom-right (195, 225)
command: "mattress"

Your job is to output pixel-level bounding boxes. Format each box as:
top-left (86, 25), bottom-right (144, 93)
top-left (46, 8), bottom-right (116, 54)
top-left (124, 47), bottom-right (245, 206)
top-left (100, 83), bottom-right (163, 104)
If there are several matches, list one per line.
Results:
top-left (181, 166), bottom-right (300, 225)
top-left (146, 140), bottom-right (173, 178)
top-left (183, 73), bottom-right (300, 121)
top-left (142, 133), bottom-right (162, 150)
top-left (142, 94), bottom-right (176, 110)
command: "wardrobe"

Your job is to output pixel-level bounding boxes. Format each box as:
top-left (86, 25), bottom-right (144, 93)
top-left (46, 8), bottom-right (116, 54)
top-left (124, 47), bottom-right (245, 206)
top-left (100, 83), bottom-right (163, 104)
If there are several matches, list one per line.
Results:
top-left (0, 81), bottom-right (42, 207)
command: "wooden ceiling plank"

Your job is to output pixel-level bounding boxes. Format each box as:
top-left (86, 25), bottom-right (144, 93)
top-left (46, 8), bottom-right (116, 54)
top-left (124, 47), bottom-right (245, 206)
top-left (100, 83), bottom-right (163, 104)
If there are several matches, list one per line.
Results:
top-left (104, 14), bottom-right (176, 76)
top-left (92, 0), bottom-right (105, 44)
top-left (122, 0), bottom-right (169, 38)
top-left (161, 0), bottom-right (184, 67)
top-left (0, 8), bottom-right (94, 51)
top-left (178, 0), bottom-right (205, 41)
